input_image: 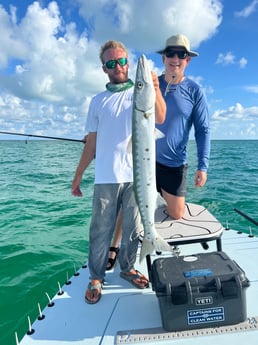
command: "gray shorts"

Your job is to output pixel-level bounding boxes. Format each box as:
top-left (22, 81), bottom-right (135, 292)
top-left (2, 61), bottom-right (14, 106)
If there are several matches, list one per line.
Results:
top-left (88, 183), bottom-right (142, 280)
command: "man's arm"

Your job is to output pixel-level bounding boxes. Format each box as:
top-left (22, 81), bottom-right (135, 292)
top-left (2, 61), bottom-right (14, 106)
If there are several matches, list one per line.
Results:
top-left (71, 132), bottom-right (97, 196)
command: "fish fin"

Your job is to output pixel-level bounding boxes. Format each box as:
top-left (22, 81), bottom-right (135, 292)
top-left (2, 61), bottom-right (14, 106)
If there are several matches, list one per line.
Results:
top-left (154, 128), bottom-right (165, 140)
top-left (139, 236), bottom-right (171, 262)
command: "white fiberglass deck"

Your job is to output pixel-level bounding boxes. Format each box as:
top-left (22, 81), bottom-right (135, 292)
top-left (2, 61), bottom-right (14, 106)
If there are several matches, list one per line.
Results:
top-left (19, 206), bottom-right (258, 345)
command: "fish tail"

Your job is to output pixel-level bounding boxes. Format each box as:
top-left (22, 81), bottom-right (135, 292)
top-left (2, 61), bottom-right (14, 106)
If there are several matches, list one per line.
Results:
top-left (139, 236), bottom-right (171, 262)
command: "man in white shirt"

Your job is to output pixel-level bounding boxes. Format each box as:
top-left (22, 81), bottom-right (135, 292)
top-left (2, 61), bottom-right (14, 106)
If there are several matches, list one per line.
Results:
top-left (71, 40), bottom-right (165, 304)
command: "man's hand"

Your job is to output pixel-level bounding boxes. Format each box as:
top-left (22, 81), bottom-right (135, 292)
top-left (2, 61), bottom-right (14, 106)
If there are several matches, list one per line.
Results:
top-left (151, 71), bottom-right (159, 91)
top-left (71, 176), bottom-right (83, 196)
top-left (194, 170), bottom-right (207, 187)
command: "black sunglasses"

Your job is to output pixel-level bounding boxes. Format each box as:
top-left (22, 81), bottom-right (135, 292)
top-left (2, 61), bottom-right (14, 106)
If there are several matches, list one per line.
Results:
top-left (104, 57), bottom-right (128, 69)
top-left (165, 51), bottom-right (189, 59)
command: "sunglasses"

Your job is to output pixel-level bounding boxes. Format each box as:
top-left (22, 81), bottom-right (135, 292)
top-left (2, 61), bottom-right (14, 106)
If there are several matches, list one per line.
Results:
top-left (104, 57), bottom-right (128, 69)
top-left (165, 51), bottom-right (189, 59)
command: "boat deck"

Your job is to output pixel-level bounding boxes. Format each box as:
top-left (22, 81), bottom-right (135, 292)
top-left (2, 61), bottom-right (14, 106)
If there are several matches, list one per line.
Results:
top-left (19, 205), bottom-right (258, 345)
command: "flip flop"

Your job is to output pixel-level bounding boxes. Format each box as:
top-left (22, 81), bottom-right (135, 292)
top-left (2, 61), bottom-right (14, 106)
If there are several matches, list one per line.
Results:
top-left (106, 247), bottom-right (120, 271)
top-left (85, 281), bottom-right (102, 304)
top-left (120, 270), bottom-right (149, 289)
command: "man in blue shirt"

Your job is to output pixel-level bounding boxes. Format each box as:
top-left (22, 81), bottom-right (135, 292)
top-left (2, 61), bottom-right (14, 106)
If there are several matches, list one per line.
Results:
top-left (156, 34), bottom-right (210, 219)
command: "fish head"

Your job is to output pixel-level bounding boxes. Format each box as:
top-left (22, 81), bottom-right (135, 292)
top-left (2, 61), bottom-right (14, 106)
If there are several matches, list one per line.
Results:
top-left (133, 54), bottom-right (155, 114)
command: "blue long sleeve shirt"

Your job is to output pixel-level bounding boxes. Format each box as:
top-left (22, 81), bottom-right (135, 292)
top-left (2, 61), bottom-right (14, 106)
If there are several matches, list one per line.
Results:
top-left (156, 75), bottom-right (210, 171)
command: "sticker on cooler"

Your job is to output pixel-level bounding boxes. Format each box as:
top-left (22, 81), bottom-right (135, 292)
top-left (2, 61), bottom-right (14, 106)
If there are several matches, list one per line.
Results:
top-left (187, 307), bottom-right (225, 325)
top-left (183, 269), bottom-right (213, 278)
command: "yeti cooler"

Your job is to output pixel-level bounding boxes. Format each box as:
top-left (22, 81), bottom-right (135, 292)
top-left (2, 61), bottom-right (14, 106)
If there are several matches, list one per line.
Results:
top-left (151, 251), bottom-right (250, 332)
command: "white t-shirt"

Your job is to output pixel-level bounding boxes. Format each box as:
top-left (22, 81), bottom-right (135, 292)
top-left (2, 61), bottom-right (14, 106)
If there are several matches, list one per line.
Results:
top-left (86, 88), bottom-right (134, 184)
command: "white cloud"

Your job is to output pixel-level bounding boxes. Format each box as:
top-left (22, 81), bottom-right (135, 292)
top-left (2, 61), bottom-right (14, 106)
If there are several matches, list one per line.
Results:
top-left (0, 91), bottom-right (87, 138)
top-left (77, 0), bottom-right (223, 51)
top-left (216, 52), bottom-right (235, 65)
top-left (210, 103), bottom-right (258, 139)
top-left (1, 1), bottom-right (257, 141)
top-left (0, 0), bottom-right (223, 138)
top-left (245, 85), bottom-right (258, 94)
top-left (239, 57), bottom-right (248, 68)
top-left (235, 0), bottom-right (258, 18)
top-left (216, 52), bottom-right (248, 68)
top-left (246, 123), bottom-right (256, 137)
top-left (212, 103), bottom-right (258, 121)
top-left (0, 4), bottom-right (27, 68)
top-left (0, 1), bottom-right (104, 105)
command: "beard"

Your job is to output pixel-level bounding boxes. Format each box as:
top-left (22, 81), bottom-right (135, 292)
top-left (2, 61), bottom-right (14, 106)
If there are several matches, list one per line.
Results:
top-left (109, 69), bottom-right (129, 84)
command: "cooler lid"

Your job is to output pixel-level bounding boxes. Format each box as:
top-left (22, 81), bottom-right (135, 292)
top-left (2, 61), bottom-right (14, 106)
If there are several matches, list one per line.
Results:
top-left (152, 251), bottom-right (249, 294)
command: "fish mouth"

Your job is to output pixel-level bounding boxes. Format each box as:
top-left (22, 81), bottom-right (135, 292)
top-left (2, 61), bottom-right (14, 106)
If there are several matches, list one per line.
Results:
top-left (138, 56), bottom-right (150, 83)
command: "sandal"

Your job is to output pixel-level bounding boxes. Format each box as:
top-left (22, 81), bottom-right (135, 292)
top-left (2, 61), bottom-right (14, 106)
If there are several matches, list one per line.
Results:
top-left (106, 247), bottom-right (120, 271)
top-left (120, 270), bottom-right (149, 289)
top-left (85, 280), bottom-right (102, 304)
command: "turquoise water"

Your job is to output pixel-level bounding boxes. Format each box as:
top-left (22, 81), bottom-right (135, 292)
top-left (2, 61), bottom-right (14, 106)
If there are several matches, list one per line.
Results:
top-left (1, 140), bottom-right (258, 345)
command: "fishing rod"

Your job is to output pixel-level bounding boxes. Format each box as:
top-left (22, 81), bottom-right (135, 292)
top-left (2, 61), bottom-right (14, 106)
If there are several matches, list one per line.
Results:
top-left (0, 131), bottom-right (84, 143)
top-left (234, 208), bottom-right (258, 226)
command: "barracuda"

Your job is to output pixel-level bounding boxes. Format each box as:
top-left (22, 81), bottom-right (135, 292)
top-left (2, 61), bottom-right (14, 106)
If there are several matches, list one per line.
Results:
top-left (132, 54), bottom-right (171, 262)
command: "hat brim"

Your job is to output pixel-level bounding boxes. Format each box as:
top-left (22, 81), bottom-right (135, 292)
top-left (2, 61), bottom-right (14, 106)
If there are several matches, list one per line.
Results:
top-left (156, 48), bottom-right (199, 57)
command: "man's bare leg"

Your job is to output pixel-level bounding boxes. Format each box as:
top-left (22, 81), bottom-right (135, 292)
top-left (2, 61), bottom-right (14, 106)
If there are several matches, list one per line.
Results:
top-left (161, 189), bottom-right (185, 219)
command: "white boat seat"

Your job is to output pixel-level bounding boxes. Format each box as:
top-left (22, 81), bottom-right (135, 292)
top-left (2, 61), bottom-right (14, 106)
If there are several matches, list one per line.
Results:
top-left (144, 203), bottom-right (224, 281)
top-left (154, 202), bottom-right (223, 248)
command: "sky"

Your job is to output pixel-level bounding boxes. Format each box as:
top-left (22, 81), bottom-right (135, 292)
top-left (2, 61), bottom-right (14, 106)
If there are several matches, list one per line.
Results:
top-left (0, 0), bottom-right (258, 140)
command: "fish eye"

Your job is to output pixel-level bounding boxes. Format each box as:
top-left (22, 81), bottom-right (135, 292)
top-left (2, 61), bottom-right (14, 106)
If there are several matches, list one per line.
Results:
top-left (137, 81), bottom-right (143, 89)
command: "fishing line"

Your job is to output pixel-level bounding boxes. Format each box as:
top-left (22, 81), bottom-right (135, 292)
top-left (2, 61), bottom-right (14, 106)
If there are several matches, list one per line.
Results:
top-left (0, 131), bottom-right (84, 143)
top-left (234, 208), bottom-right (258, 226)
top-left (164, 75), bottom-right (176, 96)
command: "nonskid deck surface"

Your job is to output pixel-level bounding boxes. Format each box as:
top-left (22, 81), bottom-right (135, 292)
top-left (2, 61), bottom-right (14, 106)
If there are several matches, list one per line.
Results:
top-left (155, 203), bottom-right (223, 242)
top-left (19, 207), bottom-right (258, 345)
